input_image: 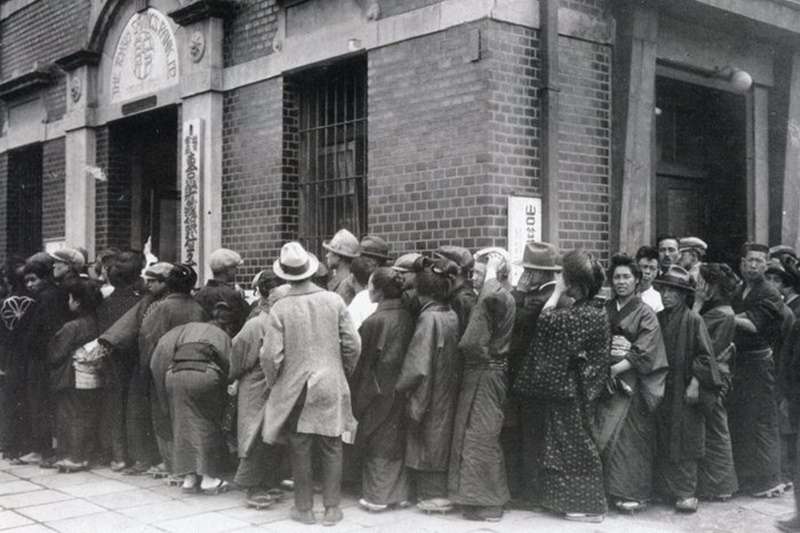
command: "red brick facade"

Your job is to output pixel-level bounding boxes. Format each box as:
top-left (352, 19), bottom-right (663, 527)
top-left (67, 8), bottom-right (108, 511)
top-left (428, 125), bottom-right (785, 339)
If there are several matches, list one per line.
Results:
top-left (41, 137), bottom-right (65, 241)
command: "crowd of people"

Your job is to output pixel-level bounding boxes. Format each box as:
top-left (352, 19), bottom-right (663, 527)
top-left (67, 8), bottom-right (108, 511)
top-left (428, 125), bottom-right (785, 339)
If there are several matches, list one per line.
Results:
top-left (1, 230), bottom-right (800, 529)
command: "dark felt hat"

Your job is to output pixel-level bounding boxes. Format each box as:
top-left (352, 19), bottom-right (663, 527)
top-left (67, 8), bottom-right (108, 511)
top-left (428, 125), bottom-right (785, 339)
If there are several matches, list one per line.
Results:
top-left (516, 241), bottom-right (562, 271)
top-left (653, 265), bottom-right (695, 292)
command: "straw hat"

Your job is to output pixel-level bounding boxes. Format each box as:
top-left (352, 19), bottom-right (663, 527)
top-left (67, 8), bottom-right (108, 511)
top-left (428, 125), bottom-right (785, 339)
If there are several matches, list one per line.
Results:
top-left (273, 242), bottom-right (320, 281)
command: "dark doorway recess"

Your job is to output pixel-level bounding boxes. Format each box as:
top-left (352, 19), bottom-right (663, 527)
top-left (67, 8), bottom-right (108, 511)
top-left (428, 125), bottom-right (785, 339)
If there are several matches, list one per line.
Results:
top-left (8, 143), bottom-right (43, 257)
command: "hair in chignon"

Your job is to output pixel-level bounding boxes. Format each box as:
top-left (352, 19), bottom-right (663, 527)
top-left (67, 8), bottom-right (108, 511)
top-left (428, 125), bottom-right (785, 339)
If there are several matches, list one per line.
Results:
top-left (370, 267), bottom-right (404, 300)
top-left (562, 249), bottom-right (604, 300)
top-left (699, 263), bottom-right (739, 303)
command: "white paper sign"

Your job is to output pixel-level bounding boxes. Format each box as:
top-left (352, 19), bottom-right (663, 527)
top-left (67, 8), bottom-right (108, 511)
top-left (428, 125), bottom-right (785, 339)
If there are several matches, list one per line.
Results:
top-left (507, 196), bottom-right (542, 285)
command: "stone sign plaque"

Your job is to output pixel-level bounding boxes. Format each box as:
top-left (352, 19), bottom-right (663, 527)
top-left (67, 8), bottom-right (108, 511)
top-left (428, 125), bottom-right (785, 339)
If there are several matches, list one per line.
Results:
top-left (110, 8), bottom-right (179, 104)
top-left (182, 119), bottom-right (203, 266)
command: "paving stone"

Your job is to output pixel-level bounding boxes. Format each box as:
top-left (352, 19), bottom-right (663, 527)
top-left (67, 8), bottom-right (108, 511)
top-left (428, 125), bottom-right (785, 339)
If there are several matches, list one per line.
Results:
top-left (156, 511), bottom-right (250, 533)
top-left (0, 473), bottom-right (18, 483)
top-left (15, 499), bottom-right (105, 522)
top-left (4, 467), bottom-right (56, 480)
top-left (0, 510), bottom-right (33, 529)
top-left (118, 500), bottom-right (200, 524)
top-left (90, 488), bottom-right (172, 510)
top-left (0, 489), bottom-right (72, 509)
top-left (27, 472), bottom-right (104, 489)
top-left (46, 510), bottom-right (149, 533)
top-left (60, 479), bottom-right (136, 498)
top-left (0, 482), bottom-right (40, 497)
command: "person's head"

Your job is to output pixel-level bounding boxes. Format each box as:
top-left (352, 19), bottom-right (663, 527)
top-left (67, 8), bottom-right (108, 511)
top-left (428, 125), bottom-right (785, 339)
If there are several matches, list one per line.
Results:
top-left (417, 259), bottom-right (458, 303)
top-left (517, 241), bottom-right (561, 292)
top-left (65, 278), bottom-right (103, 315)
top-left (698, 263), bottom-right (739, 305)
top-left (608, 254), bottom-right (641, 300)
top-left (657, 236), bottom-right (680, 270)
top-left (433, 246), bottom-right (473, 289)
top-left (654, 265), bottom-right (695, 309)
top-left (252, 269), bottom-right (281, 299)
top-left (360, 235), bottom-right (391, 269)
top-left (165, 264), bottom-right (197, 294)
top-left (739, 242), bottom-right (770, 284)
top-left (23, 254), bottom-right (54, 294)
top-left (368, 267), bottom-right (404, 304)
top-left (561, 250), bottom-right (604, 302)
top-left (678, 237), bottom-right (707, 270)
top-left (472, 248), bottom-right (510, 292)
top-left (350, 256), bottom-right (375, 292)
top-left (49, 247), bottom-right (85, 281)
top-left (635, 245), bottom-right (659, 290)
top-left (323, 229), bottom-right (361, 270)
top-left (392, 253), bottom-right (425, 290)
top-left (209, 248), bottom-right (243, 283)
top-left (764, 259), bottom-right (796, 296)
top-left (273, 241), bottom-right (320, 285)
top-left (143, 262), bottom-right (174, 297)
top-left (108, 250), bottom-right (145, 288)
top-left (90, 248), bottom-right (119, 283)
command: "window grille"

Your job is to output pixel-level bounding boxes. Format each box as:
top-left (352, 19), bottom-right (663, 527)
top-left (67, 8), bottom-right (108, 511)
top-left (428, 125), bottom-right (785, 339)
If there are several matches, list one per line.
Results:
top-left (296, 57), bottom-right (367, 257)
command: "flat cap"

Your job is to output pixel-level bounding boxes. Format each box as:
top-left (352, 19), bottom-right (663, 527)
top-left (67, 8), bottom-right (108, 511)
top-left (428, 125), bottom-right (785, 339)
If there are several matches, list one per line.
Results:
top-left (209, 248), bottom-right (243, 273)
top-left (143, 262), bottom-right (174, 281)
top-left (392, 253), bottom-right (424, 273)
top-left (48, 247), bottom-right (86, 270)
top-left (433, 245), bottom-right (474, 271)
top-left (679, 237), bottom-right (707, 256)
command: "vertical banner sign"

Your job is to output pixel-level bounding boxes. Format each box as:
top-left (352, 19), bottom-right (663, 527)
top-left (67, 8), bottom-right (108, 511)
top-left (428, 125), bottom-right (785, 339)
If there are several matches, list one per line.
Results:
top-left (507, 196), bottom-right (542, 285)
top-left (182, 119), bottom-right (204, 266)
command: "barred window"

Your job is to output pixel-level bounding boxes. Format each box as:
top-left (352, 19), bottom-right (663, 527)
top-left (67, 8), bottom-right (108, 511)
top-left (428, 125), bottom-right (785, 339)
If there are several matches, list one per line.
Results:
top-left (296, 57), bottom-right (367, 256)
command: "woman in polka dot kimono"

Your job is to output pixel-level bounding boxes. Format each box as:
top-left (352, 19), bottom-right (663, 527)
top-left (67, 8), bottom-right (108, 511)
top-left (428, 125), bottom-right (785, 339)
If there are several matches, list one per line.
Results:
top-left (513, 249), bottom-right (611, 522)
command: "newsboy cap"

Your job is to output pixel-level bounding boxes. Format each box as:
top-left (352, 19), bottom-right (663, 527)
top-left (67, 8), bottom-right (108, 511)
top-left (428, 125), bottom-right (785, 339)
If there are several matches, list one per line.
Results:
top-left (209, 248), bottom-right (243, 273)
top-left (679, 237), bottom-right (707, 257)
top-left (433, 245), bottom-right (474, 272)
top-left (48, 247), bottom-right (86, 270)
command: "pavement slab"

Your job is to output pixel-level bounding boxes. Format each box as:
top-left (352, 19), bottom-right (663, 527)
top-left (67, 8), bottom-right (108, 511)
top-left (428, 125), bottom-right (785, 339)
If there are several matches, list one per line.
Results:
top-left (156, 511), bottom-right (251, 533)
top-left (0, 510), bottom-right (34, 530)
top-left (89, 488), bottom-right (171, 510)
top-left (0, 489), bottom-right (73, 509)
top-left (15, 499), bottom-right (105, 522)
top-left (0, 482), bottom-right (40, 497)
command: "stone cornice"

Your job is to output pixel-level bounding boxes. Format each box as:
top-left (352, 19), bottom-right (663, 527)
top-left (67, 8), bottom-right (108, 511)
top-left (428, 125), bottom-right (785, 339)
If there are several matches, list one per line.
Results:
top-left (54, 49), bottom-right (102, 72)
top-left (167, 0), bottom-right (236, 26)
top-left (0, 67), bottom-right (56, 101)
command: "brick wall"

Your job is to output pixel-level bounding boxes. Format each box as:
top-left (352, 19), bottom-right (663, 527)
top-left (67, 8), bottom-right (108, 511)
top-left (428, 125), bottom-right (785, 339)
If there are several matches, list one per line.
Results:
top-left (41, 137), bottom-right (65, 241)
top-left (223, 0), bottom-right (279, 68)
top-left (0, 153), bottom-right (8, 257)
top-left (95, 126), bottom-right (132, 252)
top-left (556, 34), bottom-right (611, 259)
top-left (1, 0), bottom-right (90, 121)
top-left (221, 77), bottom-right (290, 282)
top-left (368, 22), bottom-right (494, 254)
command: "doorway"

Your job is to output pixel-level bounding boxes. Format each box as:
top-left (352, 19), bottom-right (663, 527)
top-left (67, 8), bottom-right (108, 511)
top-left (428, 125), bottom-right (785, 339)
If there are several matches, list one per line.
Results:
top-left (655, 76), bottom-right (748, 266)
top-left (109, 107), bottom-right (180, 263)
top-left (7, 144), bottom-right (43, 256)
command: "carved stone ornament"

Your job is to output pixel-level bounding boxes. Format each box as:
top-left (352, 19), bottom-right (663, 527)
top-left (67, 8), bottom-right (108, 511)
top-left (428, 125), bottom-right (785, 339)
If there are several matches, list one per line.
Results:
top-left (189, 31), bottom-right (205, 62)
top-left (70, 74), bottom-right (82, 103)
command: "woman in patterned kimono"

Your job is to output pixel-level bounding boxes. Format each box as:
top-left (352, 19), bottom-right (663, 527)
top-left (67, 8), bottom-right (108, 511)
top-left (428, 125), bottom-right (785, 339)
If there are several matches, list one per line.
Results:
top-left (513, 250), bottom-right (610, 523)
top-left (596, 254), bottom-right (667, 513)
top-left (693, 263), bottom-right (739, 500)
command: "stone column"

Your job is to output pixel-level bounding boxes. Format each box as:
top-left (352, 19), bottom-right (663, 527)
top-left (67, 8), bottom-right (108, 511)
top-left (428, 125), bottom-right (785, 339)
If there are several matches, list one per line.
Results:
top-left (56, 51), bottom-right (101, 258)
top-left (778, 53), bottom-right (800, 250)
top-left (169, 1), bottom-right (231, 283)
top-left (611, 4), bottom-right (658, 253)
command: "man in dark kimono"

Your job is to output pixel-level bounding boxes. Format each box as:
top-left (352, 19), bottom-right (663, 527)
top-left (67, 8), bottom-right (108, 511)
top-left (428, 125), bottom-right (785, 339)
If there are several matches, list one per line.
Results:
top-left (433, 245), bottom-right (476, 336)
top-left (653, 266), bottom-right (719, 513)
top-left (396, 263), bottom-right (461, 513)
top-left (323, 229), bottom-right (361, 305)
top-left (505, 241), bottom-right (562, 506)
top-left (97, 251), bottom-right (146, 471)
top-left (728, 242), bottom-right (785, 497)
top-left (448, 250), bottom-right (515, 522)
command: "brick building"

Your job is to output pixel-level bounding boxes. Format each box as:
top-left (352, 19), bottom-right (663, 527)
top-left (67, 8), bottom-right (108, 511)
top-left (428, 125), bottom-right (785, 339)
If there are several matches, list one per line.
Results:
top-left (0, 0), bottom-right (798, 282)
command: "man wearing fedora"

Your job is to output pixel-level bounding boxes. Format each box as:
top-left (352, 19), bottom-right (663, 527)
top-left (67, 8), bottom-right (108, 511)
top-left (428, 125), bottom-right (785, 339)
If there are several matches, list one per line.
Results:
top-left (504, 241), bottom-right (562, 506)
top-left (260, 242), bottom-right (361, 526)
top-left (728, 243), bottom-right (784, 499)
top-left (652, 265), bottom-right (718, 513)
top-left (324, 229), bottom-right (361, 306)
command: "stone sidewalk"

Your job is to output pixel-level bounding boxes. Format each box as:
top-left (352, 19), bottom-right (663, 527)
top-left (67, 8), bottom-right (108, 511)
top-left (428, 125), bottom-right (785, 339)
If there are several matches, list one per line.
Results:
top-left (0, 457), bottom-right (792, 532)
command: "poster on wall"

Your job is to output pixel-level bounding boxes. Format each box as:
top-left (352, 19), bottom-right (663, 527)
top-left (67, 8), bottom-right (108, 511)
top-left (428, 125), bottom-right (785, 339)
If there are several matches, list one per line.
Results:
top-left (507, 195), bottom-right (542, 285)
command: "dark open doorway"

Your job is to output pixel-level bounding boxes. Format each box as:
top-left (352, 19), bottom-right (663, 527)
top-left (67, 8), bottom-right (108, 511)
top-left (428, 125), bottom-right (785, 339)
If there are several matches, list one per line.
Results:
top-left (7, 144), bottom-right (43, 257)
top-left (109, 106), bottom-right (180, 263)
top-left (655, 76), bottom-right (748, 267)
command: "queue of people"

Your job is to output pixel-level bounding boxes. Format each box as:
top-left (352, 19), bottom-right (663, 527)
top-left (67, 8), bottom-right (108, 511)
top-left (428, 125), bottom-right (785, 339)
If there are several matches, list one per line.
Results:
top-left (1, 232), bottom-right (800, 530)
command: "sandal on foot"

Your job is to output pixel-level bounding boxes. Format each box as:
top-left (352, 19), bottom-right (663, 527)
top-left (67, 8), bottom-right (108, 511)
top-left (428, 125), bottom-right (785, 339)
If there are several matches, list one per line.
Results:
top-left (615, 500), bottom-right (646, 513)
top-left (181, 474), bottom-right (200, 493)
top-left (565, 512), bottom-right (605, 523)
top-left (417, 498), bottom-right (453, 513)
top-left (359, 498), bottom-right (388, 512)
top-left (753, 484), bottom-right (784, 498)
top-left (675, 497), bottom-right (698, 513)
top-left (200, 478), bottom-right (230, 495)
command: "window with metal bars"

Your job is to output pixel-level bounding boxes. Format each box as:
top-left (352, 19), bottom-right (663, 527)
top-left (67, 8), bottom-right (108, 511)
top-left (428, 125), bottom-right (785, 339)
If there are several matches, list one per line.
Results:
top-left (295, 57), bottom-right (367, 256)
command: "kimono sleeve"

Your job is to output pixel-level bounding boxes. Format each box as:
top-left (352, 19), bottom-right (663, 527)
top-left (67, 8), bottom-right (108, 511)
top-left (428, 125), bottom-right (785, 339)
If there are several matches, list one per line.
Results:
top-left (396, 313), bottom-right (436, 423)
top-left (230, 316), bottom-right (263, 381)
top-left (627, 307), bottom-right (667, 376)
top-left (744, 287), bottom-right (783, 338)
top-left (580, 307), bottom-right (612, 402)
top-left (690, 315), bottom-right (721, 389)
top-left (339, 304), bottom-right (361, 377)
top-left (259, 309), bottom-right (284, 389)
top-left (99, 297), bottom-right (148, 352)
